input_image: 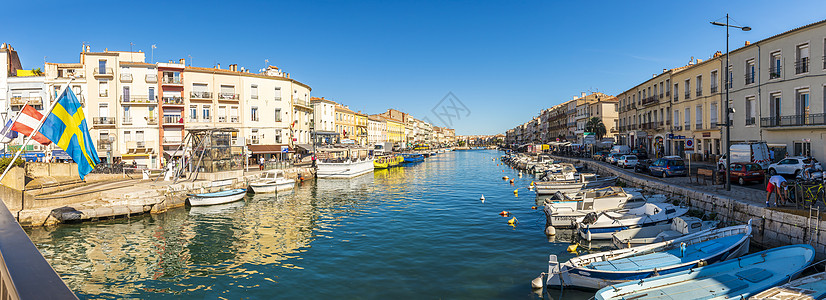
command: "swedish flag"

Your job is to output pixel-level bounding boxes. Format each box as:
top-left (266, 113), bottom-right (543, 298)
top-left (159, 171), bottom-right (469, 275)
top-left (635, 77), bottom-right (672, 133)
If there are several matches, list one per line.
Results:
top-left (40, 89), bottom-right (100, 179)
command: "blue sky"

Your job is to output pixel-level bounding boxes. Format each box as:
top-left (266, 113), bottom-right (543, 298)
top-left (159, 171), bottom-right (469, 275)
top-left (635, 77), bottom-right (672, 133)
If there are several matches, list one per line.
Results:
top-left (6, 0), bottom-right (826, 135)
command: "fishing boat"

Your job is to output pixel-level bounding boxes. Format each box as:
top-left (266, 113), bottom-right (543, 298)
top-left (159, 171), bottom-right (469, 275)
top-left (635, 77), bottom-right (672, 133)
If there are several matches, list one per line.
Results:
top-left (577, 202), bottom-right (689, 240)
top-left (316, 146), bottom-right (375, 178)
top-left (750, 271), bottom-right (826, 299)
top-left (543, 187), bottom-right (644, 228)
top-left (612, 216), bottom-right (719, 249)
top-left (249, 170), bottom-right (295, 193)
top-left (535, 173), bottom-right (618, 195)
top-left (594, 244), bottom-right (815, 300)
top-left (401, 153), bottom-right (424, 163)
top-left (545, 221), bottom-right (752, 290)
top-left (187, 188), bottom-right (247, 206)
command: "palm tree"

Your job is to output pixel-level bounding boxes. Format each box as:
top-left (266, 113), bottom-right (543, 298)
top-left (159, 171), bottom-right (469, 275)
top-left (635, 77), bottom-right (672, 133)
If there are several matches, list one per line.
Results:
top-left (585, 117), bottom-right (607, 141)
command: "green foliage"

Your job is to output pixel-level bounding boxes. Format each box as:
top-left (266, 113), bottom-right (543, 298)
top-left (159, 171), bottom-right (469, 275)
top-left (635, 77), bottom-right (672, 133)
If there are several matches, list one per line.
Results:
top-left (585, 117), bottom-right (607, 140)
top-left (0, 157), bottom-right (24, 171)
top-left (32, 68), bottom-right (44, 76)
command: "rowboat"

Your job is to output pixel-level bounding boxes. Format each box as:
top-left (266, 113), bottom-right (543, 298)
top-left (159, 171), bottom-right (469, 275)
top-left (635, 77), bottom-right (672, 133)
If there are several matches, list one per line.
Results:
top-left (249, 170), bottom-right (295, 193)
top-left (750, 271), bottom-right (826, 299)
top-left (594, 244), bottom-right (815, 300)
top-left (611, 216), bottom-right (719, 249)
top-left (546, 222), bottom-right (752, 290)
top-left (187, 188), bottom-right (247, 206)
top-left (577, 202), bottom-right (689, 240)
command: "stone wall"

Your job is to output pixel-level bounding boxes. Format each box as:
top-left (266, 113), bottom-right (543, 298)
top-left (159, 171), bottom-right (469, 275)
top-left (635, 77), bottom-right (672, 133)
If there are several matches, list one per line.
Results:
top-left (551, 155), bottom-right (826, 259)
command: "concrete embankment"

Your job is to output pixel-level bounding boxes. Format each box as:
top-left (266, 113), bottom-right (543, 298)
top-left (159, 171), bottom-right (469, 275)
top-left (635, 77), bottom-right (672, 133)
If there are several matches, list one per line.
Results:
top-left (549, 155), bottom-right (826, 259)
top-left (6, 166), bottom-right (315, 227)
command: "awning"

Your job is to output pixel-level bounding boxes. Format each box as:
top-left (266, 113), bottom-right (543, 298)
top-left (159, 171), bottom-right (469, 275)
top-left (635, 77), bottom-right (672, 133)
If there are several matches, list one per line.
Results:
top-left (248, 144), bottom-right (289, 154)
top-left (295, 144), bottom-right (314, 152)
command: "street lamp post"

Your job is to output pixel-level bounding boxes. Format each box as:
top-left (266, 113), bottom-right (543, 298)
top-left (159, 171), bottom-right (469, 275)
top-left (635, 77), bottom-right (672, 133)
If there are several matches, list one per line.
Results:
top-left (711, 14), bottom-right (750, 191)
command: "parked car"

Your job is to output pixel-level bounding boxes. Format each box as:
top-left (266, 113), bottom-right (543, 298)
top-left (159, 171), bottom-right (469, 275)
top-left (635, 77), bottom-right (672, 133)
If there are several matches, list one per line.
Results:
top-left (649, 157), bottom-right (687, 178)
top-left (635, 159), bottom-right (652, 174)
top-left (617, 155), bottom-right (638, 168)
top-left (611, 145), bottom-right (631, 155)
top-left (718, 142), bottom-right (772, 170)
top-left (592, 151), bottom-right (610, 161)
top-left (767, 156), bottom-right (814, 177)
top-left (728, 162), bottom-right (765, 185)
top-left (606, 153), bottom-right (622, 165)
top-left (630, 149), bottom-right (648, 160)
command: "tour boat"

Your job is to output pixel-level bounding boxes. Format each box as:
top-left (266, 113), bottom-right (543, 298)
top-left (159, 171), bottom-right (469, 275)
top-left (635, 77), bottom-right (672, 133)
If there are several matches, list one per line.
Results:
top-left (374, 156), bottom-right (390, 169)
top-left (543, 187), bottom-right (644, 228)
top-left (316, 146), bottom-right (375, 178)
top-left (594, 244), bottom-right (814, 300)
top-left (187, 188), bottom-right (248, 206)
top-left (576, 202), bottom-right (689, 240)
top-left (749, 271), bottom-right (826, 299)
top-left (611, 216), bottom-right (719, 248)
top-left (546, 221), bottom-right (752, 290)
top-left (249, 170), bottom-right (295, 193)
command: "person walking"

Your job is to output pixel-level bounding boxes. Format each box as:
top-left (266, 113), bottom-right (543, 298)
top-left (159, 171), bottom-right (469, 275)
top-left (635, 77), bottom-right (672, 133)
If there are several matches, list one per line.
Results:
top-left (769, 149), bottom-right (775, 162)
top-left (766, 175), bottom-right (789, 207)
top-left (259, 156), bottom-right (265, 171)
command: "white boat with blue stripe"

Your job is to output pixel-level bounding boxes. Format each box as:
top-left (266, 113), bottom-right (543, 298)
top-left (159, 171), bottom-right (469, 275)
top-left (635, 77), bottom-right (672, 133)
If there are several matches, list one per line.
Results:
top-left (187, 188), bottom-right (248, 206)
top-left (545, 221), bottom-right (752, 290)
top-left (577, 202), bottom-right (688, 241)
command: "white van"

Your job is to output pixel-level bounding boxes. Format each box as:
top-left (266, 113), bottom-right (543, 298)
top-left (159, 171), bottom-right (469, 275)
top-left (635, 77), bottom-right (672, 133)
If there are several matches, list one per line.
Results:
top-left (718, 142), bottom-right (771, 169)
top-left (611, 145), bottom-right (631, 155)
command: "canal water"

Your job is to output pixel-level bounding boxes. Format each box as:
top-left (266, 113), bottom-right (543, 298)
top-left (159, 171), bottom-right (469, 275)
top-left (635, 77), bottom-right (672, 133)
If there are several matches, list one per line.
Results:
top-left (26, 150), bottom-right (592, 299)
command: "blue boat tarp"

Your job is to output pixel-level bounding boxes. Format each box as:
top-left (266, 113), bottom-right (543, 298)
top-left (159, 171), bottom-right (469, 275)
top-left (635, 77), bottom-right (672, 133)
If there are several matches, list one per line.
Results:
top-left (188, 188), bottom-right (247, 198)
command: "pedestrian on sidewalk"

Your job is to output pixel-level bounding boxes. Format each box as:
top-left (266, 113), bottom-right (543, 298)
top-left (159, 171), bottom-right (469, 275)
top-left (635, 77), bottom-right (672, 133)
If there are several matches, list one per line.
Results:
top-left (259, 156), bottom-right (265, 170)
top-left (765, 175), bottom-right (788, 207)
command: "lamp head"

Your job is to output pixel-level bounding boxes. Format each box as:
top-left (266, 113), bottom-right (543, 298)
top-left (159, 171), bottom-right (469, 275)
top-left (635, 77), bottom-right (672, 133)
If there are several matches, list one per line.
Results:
top-left (742, 26), bottom-right (752, 31)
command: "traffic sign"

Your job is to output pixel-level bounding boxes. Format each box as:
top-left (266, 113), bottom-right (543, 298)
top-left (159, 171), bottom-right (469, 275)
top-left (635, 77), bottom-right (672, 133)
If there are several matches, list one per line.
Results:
top-left (685, 138), bottom-right (694, 151)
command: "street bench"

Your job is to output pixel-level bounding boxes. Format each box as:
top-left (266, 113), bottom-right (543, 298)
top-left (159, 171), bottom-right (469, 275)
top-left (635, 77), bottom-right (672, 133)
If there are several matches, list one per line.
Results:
top-left (694, 168), bottom-right (720, 185)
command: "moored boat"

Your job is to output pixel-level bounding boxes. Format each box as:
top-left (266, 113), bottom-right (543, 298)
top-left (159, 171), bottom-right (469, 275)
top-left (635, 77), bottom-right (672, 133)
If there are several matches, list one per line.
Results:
top-left (594, 244), bottom-right (815, 300)
top-left (187, 188), bottom-right (248, 206)
top-left (546, 221), bottom-right (753, 290)
top-left (401, 153), bottom-right (424, 163)
top-left (611, 216), bottom-right (719, 248)
top-left (535, 173), bottom-right (618, 196)
top-left (750, 271), bottom-right (826, 299)
top-left (316, 146), bottom-right (375, 179)
top-left (543, 186), bottom-right (644, 229)
top-left (577, 202), bottom-right (689, 240)
top-left (249, 170), bottom-right (295, 193)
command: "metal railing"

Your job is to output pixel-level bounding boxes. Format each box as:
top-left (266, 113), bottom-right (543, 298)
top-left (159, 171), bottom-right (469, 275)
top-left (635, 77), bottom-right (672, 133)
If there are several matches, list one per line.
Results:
top-left (162, 77), bottom-right (182, 84)
top-left (163, 115), bottom-right (183, 124)
top-left (696, 89), bottom-right (702, 97)
top-left (674, 125), bottom-right (682, 131)
top-left (162, 96), bottom-right (184, 105)
top-left (642, 96), bottom-right (658, 106)
top-left (120, 73), bottom-right (132, 82)
top-left (122, 116), bottom-right (132, 124)
top-left (761, 114), bottom-right (826, 127)
top-left (231, 116), bottom-right (239, 123)
top-left (93, 117), bottom-right (116, 125)
top-left (145, 74), bottom-right (158, 83)
top-left (769, 65), bottom-right (781, 79)
top-left (120, 95), bottom-right (158, 104)
top-left (710, 85), bottom-right (718, 93)
top-left (745, 117), bottom-right (755, 126)
top-left (218, 116), bottom-right (227, 122)
top-left (745, 73), bottom-right (755, 84)
top-left (10, 96), bottom-right (43, 106)
top-left (146, 117), bottom-right (158, 124)
top-left (684, 92), bottom-right (690, 99)
top-left (795, 58), bottom-right (809, 74)
top-left (94, 67), bottom-right (113, 75)
top-left (218, 93), bottom-right (239, 100)
top-left (695, 123), bottom-right (703, 130)
top-left (673, 93), bottom-right (678, 101)
top-left (190, 91), bottom-right (213, 99)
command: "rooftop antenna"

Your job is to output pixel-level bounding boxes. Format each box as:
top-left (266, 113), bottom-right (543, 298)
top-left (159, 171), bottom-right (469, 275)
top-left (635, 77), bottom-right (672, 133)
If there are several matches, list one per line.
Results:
top-left (129, 42), bottom-right (134, 61)
top-left (151, 44), bottom-right (157, 64)
top-left (188, 54), bottom-right (192, 67)
top-left (264, 59), bottom-right (269, 71)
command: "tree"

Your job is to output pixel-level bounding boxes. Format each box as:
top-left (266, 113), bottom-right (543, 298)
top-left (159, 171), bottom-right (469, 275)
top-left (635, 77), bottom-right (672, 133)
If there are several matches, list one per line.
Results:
top-left (32, 68), bottom-right (43, 76)
top-left (585, 117), bottom-right (607, 141)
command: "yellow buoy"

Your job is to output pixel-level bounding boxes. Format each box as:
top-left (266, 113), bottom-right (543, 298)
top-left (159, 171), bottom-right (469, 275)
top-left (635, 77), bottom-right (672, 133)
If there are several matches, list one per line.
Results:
top-left (508, 216), bottom-right (518, 225)
top-left (513, 189), bottom-right (518, 197)
top-left (567, 244), bottom-right (578, 253)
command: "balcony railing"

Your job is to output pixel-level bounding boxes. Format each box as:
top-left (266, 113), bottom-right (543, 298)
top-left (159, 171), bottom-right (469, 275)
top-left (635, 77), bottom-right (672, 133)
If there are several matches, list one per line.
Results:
top-left (120, 73), bottom-right (132, 82)
top-left (673, 93), bottom-right (678, 101)
top-left (666, 91), bottom-right (670, 96)
top-left (145, 74), bottom-right (158, 83)
top-left (120, 95), bottom-right (158, 104)
top-left (761, 114), bottom-right (826, 127)
top-left (745, 117), bottom-right (755, 126)
top-left (163, 137), bottom-right (183, 144)
top-left (10, 96), bottom-right (43, 106)
top-left (163, 115), bottom-right (184, 124)
top-left (162, 77), bottom-right (182, 84)
top-left (745, 73), bottom-right (755, 84)
top-left (94, 67), bottom-right (114, 76)
top-left (122, 116), bottom-right (132, 124)
top-left (795, 57), bottom-right (809, 74)
top-left (769, 65), bottom-right (781, 79)
top-left (659, 93), bottom-right (664, 99)
top-left (231, 116), bottom-right (239, 123)
top-left (642, 96), bottom-right (658, 106)
top-left (146, 117), bottom-right (158, 124)
top-left (673, 125), bottom-right (682, 131)
top-left (696, 89), bottom-right (702, 97)
top-left (98, 141), bottom-right (112, 151)
top-left (710, 85), bottom-right (718, 93)
top-left (684, 92), bottom-right (690, 99)
top-left (218, 93), bottom-right (239, 100)
top-left (695, 123), bottom-right (703, 130)
top-left (274, 96), bottom-right (282, 101)
top-left (218, 116), bottom-right (227, 122)
top-left (247, 137), bottom-right (260, 145)
top-left (93, 117), bottom-right (116, 125)
top-left (191, 91), bottom-right (213, 99)
top-left (99, 91), bottom-right (109, 97)
top-left (162, 96), bottom-right (184, 105)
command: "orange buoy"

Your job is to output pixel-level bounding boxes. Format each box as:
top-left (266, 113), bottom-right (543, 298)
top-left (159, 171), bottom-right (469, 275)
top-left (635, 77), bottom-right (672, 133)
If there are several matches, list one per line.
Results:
top-left (499, 211), bottom-right (509, 216)
top-left (532, 206), bottom-right (537, 210)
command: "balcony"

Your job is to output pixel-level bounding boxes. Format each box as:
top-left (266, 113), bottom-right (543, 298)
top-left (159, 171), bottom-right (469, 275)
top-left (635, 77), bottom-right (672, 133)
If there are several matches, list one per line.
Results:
top-left (120, 73), bottom-right (132, 82)
top-left (145, 74), bottom-right (158, 83)
top-left (93, 117), bottom-right (116, 127)
top-left (761, 114), bottom-right (826, 127)
top-left (162, 96), bottom-right (184, 105)
top-left (745, 73), bottom-right (755, 84)
top-left (126, 141), bottom-right (152, 150)
top-left (218, 116), bottom-right (227, 122)
top-left (710, 85), bottom-right (718, 93)
top-left (122, 116), bottom-right (132, 125)
top-left (146, 117), bottom-right (158, 125)
top-left (190, 91), bottom-right (212, 100)
top-left (10, 96), bottom-right (43, 106)
top-left (247, 137), bottom-right (260, 145)
top-left (745, 117), bottom-right (755, 126)
top-left (293, 98), bottom-right (312, 109)
top-left (642, 96), bottom-right (659, 106)
top-left (218, 93), bottom-right (239, 100)
top-left (795, 57), bottom-right (809, 74)
top-left (659, 93), bottom-right (664, 99)
top-left (163, 115), bottom-right (184, 125)
top-left (94, 67), bottom-right (114, 77)
top-left (120, 95), bottom-right (158, 104)
top-left (97, 140), bottom-right (112, 151)
top-left (163, 136), bottom-right (183, 144)
top-left (769, 65), bottom-right (782, 79)
top-left (231, 116), bottom-right (239, 123)
top-left (162, 77), bottom-right (182, 85)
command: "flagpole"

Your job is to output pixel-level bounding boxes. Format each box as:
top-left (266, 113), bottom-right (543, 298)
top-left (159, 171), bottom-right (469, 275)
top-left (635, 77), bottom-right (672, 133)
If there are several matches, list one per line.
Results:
top-left (0, 78), bottom-right (74, 186)
top-left (0, 99), bottom-right (31, 142)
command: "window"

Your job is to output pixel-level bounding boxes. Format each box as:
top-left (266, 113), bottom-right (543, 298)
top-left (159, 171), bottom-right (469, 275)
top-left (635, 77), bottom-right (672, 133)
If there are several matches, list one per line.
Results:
top-left (122, 86), bottom-right (130, 101)
top-left (251, 106), bottom-right (259, 121)
top-left (769, 93), bottom-right (782, 126)
top-left (99, 80), bottom-right (109, 97)
top-left (659, 82), bottom-right (664, 98)
top-left (710, 71), bottom-right (718, 93)
top-left (218, 105), bottom-right (227, 122)
top-left (99, 103), bottom-right (109, 118)
top-left (745, 97), bottom-right (755, 125)
top-left (796, 44), bottom-right (810, 74)
top-left (696, 105), bottom-right (703, 128)
top-left (98, 59), bottom-right (107, 74)
top-left (684, 108), bottom-right (690, 127)
top-left (250, 84), bottom-right (258, 99)
top-left (673, 83), bottom-right (679, 101)
top-left (745, 60), bottom-right (755, 84)
top-left (674, 110), bottom-right (680, 129)
top-left (684, 79), bottom-right (690, 98)
top-left (220, 85), bottom-right (236, 100)
top-left (274, 87), bottom-right (282, 100)
top-left (148, 87), bottom-right (155, 101)
top-left (710, 102), bottom-right (718, 126)
top-left (123, 106), bottom-right (131, 122)
top-left (696, 75), bottom-right (703, 96)
top-left (192, 83), bottom-right (209, 98)
top-left (190, 105), bottom-right (198, 121)
top-left (665, 79), bottom-right (671, 95)
top-left (230, 106), bottom-right (239, 123)
top-left (202, 105), bottom-right (211, 121)
top-left (797, 89), bottom-right (810, 124)
top-left (770, 52), bottom-right (782, 79)
top-left (653, 85), bottom-right (658, 99)
top-left (275, 109), bottom-right (282, 122)
top-left (124, 131), bottom-right (131, 142)
top-left (727, 66), bottom-right (733, 88)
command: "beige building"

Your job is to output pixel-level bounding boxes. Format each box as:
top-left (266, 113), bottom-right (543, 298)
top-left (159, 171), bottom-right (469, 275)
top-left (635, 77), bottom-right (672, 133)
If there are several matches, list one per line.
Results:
top-left (311, 97), bottom-right (339, 145)
top-left (367, 115), bottom-right (387, 145)
top-left (335, 104), bottom-right (356, 142)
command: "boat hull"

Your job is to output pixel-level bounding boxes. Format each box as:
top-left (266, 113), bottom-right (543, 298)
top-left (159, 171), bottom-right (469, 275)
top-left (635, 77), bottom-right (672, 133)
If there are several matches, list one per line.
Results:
top-left (317, 159), bottom-right (375, 178)
top-left (188, 189), bottom-right (247, 206)
top-left (249, 180), bottom-right (295, 193)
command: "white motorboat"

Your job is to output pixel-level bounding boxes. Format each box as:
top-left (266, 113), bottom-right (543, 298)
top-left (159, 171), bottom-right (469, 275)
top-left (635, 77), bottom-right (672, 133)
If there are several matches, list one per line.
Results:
top-left (543, 187), bottom-right (644, 228)
top-left (535, 173), bottom-right (617, 195)
top-left (187, 188), bottom-right (248, 206)
top-left (249, 170), bottom-right (295, 193)
top-left (576, 202), bottom-right (689, 240)
top-left (611, 216), bottom-right (719, 248)
top-left (316, 146), bottom-right (375, 179)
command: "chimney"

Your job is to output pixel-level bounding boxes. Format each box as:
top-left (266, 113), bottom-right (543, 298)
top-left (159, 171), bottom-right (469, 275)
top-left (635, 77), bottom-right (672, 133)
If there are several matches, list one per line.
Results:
top-left (745, 41), bottom-right (751, 46)
top-left (179, 58), bottom-right (185, 64)
top-left (581, 92), bottom-right (586, 98)
top-left (216, 63), bottom-right (221, 69)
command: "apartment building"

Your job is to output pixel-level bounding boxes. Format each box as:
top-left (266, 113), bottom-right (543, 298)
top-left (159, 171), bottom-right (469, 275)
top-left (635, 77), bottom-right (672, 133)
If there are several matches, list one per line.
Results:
top-left (354, 112), bottom-right (368, 145)
top-left (669, 56), bottom-right (724, 157)
top-left (587, 96), bottom-right (619, 140)
top-left (367, 115), bottom-right (387, 145)
top-left (335, 104), bottom-right (356, 142)
top-left (311, 97), bottom-right (338, 145)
